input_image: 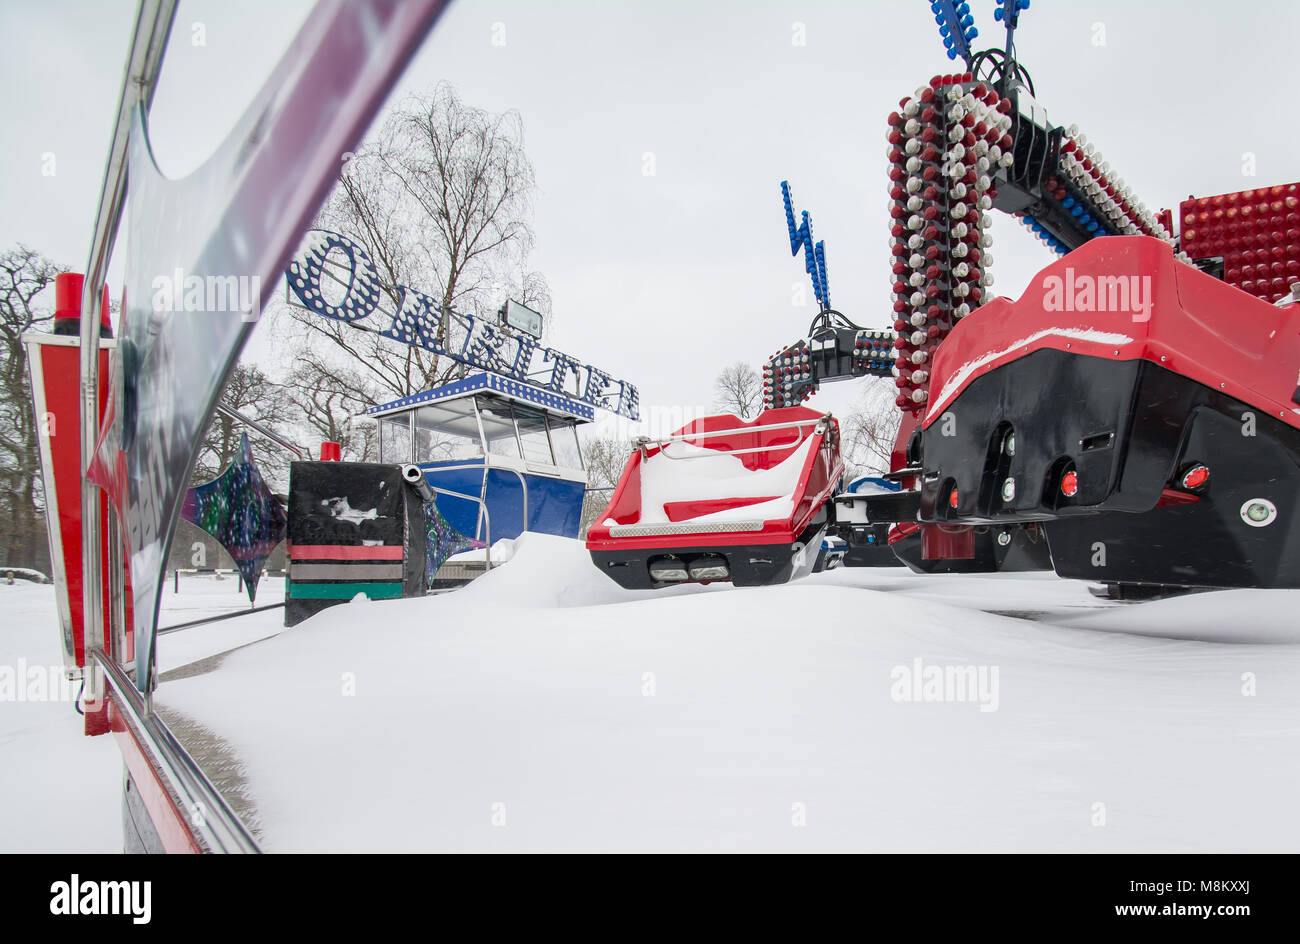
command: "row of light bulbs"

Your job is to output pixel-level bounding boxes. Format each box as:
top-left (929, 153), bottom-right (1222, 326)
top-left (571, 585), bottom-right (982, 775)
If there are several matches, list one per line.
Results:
top-left (1054, 131), bottom-right (1192, 263)
top-left (887, 74), bottom-right (1012, 410)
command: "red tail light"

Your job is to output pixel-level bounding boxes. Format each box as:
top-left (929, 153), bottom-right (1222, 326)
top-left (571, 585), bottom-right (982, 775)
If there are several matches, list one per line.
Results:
top-left (1180, 464), bottom-right (1210, 490)
top-left (948, 488), bottom-right (959, 508)
top-left (1060, 470), bottom-right (1079, 498)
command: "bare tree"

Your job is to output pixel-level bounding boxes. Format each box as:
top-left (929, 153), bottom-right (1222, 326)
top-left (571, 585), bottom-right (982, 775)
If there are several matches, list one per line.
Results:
top-left (0, 245), bottom-right (63, 572)
top-left (280, 82), bottom-right (550, 404)
top-left (283, 354), bottom-right (380, 462)
top-left (192, 363), bottom-right (294, 488)
top-left (841, 378), bottom-right (902, 480)
top-left (579, 434), bottom-right (631, 536)
top-left (713, 361), bottom-right (762, 419)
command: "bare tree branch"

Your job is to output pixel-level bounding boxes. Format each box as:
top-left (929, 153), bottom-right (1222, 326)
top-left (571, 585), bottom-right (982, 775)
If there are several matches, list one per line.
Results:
top-left (278, 82), bottom-right (549, 430)
top-left (713, 361), bottom-right (762, 420)
top-left (0, 245), bottom-right (65, 572)
top-left (840, 378), bottom-right (902, 480)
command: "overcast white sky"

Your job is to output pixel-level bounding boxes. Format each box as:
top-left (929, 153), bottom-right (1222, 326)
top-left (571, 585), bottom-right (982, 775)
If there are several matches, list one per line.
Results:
top-left (4, 0), bottom-right (1299, 426)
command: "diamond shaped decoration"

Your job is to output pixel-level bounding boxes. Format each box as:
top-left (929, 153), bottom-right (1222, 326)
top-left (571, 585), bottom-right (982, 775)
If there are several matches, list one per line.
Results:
top-left (181, 433), bottom-right (287, 602)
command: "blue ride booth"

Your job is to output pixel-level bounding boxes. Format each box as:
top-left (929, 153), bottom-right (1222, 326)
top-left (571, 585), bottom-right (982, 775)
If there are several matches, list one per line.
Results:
top-left (369, 372), bottom-right (591, 555)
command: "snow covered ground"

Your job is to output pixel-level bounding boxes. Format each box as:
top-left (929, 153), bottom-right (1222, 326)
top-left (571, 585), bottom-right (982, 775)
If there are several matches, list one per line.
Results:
top-left (0, 573), bottom-right (284, 853)
top-left (4, 541), bottom-right (1298, 852)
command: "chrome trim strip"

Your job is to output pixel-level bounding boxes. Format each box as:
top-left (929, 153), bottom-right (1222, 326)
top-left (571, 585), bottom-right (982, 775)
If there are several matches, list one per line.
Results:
top-left (608, 520), bottom-right (766, 537)
top-left (93, 648), bottom-right (261, 854)
top-left (80, 0), bottom-right (179, 695)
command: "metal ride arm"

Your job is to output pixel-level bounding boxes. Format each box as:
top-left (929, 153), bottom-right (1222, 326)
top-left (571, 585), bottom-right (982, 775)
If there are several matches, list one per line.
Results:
top-left (764, 0), bottom-right (1187, 417)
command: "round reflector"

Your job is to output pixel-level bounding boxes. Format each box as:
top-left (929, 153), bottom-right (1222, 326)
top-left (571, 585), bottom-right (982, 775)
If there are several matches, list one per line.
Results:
top-left (949, 488), bottom-right (959, 508)
top-left (1181, 464), bottom-right (1210, 490)
top-left (1060, 470), bottom-right (1079, 498)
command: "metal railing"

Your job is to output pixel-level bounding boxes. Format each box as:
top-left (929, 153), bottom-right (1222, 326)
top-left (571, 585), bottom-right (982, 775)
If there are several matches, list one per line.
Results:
top-left (427, 482), bottom-right (494, 570)
top-left (418, 460), bottom-right (527, 551)
top-left (635, 415), bottom-right (831, 461)
top-left (214, 403), bottom-right (305, 459)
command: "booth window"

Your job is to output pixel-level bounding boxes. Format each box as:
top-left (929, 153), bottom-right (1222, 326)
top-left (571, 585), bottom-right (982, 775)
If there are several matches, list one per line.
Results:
top-left (477, 398), bottom-right (523, 460)
top-left (513, 405), bottom-right (555, 466)
top-left (414, 403), bottom-right (481, 462)
top-left (548, 416), bottom-right (584, 470)
top-left (379, 413), bottom-right (413, 464)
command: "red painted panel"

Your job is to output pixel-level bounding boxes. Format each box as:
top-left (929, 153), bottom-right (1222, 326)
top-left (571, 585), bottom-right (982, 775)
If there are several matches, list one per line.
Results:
top-left (1155, 488), bottom-right (1201, 507)
top-left (108, 697), bottom-right (202, 854)
top-left (661, 496), bottom-right (780, 522)
top-left (288, 543), bottom-right (404, 560)
top-left (34, 340), bottom-right (134, 671)
top-left (667, 406), bottom-right (824, 471)
top-left (922, 524), bottom-right (974, 559)
top-left (924, 236), bottom-right (1300, 432)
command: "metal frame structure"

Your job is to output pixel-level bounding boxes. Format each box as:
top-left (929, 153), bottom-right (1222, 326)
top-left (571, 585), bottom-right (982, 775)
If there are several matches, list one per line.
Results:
top-left (78, 0), bottom-right (177, 705)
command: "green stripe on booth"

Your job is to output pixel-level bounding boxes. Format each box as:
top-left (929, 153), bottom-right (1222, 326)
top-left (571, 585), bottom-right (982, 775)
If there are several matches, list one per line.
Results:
top-left (287, 581), bottom-right (404, 600)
